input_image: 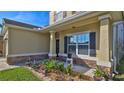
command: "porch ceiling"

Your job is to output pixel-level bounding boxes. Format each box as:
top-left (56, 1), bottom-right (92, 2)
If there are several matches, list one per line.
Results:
top-left (51, 16), bottom-right (99, 32)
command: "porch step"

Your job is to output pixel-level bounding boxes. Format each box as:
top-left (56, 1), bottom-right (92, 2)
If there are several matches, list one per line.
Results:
top-left (83, 69), bottom-right (95, 78)
top-left (0, 62), bottom-right (10, 71)
top-left (72, 64), bottom-right (95, 80)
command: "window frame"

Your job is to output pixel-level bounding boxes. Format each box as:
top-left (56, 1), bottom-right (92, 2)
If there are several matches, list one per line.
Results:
top-left (54, 11), bottom-right (64, 22)
top-left (67, 32), bottom-right (91, 56)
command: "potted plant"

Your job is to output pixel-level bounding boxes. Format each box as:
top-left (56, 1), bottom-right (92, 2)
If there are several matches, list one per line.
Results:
top-left (93, 66), bottom-right (105, 81)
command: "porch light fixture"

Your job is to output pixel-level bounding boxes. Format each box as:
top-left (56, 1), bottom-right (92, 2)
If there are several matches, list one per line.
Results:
top-left (5, 38), bottom-right (8, 40)
top-left (72, 26), bottom-right (76, 29)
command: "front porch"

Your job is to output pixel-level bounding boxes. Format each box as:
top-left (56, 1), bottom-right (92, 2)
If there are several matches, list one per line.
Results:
top-left (48, 13), bottom-right (112, 73)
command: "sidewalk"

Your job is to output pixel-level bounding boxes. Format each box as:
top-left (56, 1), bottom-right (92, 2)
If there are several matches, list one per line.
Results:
top-left (0, 58), bottom-right (19, 71)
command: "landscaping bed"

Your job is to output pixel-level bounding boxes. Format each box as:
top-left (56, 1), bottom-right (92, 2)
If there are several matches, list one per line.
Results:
top-left (0, 67), bottom-right (41, 81)
top-left (26, 59), bottom-right (89, 81)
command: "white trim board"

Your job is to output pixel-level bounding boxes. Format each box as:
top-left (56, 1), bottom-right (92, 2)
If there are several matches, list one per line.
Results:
top-left (97, 60), bottom-right (111, 67)
top-left (48, 53), bottom-right (57, 57)
top-left (7, 52), bottom-right (48, 57)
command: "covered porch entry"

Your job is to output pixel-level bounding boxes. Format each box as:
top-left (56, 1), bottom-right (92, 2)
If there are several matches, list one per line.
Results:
top-left (47, 13), bottom-right (112, 72)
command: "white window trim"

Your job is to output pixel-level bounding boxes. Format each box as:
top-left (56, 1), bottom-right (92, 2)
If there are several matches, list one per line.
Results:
top-left (55, 11), bottom-right (64, 22)
top-left (66, 30), bottom-right (91, 36)
top-left (66, 31), bottom-right (92, 57)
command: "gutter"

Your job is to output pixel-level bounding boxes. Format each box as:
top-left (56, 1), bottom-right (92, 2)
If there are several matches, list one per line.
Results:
top-left (3, 24), bottom-right (42, 35)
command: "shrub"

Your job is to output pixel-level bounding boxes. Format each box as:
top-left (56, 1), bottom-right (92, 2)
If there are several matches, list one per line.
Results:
top-left (57, 62), bottom-right (65, 72)
top-left (42, 59), bottom-right (74, 75)
top-left (94, 66), bottom-right (104, 77)
top-left (65, 64), bottom-right (73, 75)
top-left (43, 59), bottom-right (56, 72)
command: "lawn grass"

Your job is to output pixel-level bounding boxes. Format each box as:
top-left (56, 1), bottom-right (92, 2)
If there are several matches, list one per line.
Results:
top-left (0, 67), bottom-right (41, 81)
top-left (113, 56), bottom-right (124, 81)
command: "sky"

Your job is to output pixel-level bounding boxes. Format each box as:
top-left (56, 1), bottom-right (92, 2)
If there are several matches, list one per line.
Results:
top-left (0, 11), bottom-right (49, 27)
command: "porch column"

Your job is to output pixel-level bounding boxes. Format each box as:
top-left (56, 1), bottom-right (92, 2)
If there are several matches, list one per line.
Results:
top-left (49, 31), bottom-right (56, 57)
top-left (98, 14), bottom-right (111, 67)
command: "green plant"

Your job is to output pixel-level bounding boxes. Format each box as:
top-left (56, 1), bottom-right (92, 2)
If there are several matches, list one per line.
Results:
top-left (94, 66), bottom-right (104, 77)
top-left (65, 64), bottom-right (73, 75)
top-left (57, 62), bottom-right (65, 72)
top-left (79, 73), bottom-right (84, 79)
top-left (44, 59), bottom-right (56, 72)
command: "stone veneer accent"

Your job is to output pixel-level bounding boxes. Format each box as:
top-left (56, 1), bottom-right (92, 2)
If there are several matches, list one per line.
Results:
top-left (7, 54), bottom-right (48, 65)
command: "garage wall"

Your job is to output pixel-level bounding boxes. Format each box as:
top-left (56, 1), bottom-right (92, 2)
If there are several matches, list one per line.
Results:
top-left (8, 28), bottom-right (50, 55)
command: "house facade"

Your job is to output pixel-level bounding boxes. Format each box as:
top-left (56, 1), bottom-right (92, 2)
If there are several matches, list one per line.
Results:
top-left (1, 11), bottom-right (124, 74)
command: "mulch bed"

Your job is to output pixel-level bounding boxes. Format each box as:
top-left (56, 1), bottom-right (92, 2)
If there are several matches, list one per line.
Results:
top-left (27, 64), bottom-right (92, 81)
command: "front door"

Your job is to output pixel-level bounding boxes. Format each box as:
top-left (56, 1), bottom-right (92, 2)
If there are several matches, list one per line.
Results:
top-left (56, 39), bottom-right (59, 57)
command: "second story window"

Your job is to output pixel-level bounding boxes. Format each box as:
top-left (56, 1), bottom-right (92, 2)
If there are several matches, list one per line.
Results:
top-left (54, 11), bottom-right (67, 22)
top-left (54, 11), bottom-right (63, 22)
top-left (72, 11), bottom-right (76, 15)
top-left (63, 11), bottom-right (67, 18)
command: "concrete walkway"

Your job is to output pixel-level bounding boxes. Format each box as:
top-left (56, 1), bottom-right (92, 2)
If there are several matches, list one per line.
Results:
top-left (0, 58), bottom-right (19, 71)
top-left (73, 64), bottom-right (95, 78)
top-left (64, 63), bottom-right (95, 78)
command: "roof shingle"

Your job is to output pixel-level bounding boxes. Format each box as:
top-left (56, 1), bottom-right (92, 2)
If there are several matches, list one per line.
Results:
top-left (3, 18), bottom-right (41, 29)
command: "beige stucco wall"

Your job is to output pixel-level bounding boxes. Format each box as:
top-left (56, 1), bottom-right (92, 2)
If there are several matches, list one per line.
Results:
top-left (8, 28), bottom-right (50, 55)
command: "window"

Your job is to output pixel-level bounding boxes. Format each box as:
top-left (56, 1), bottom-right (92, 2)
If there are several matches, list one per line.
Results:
top-left (54, 11), bottom-right (63, 22)
top-left (63, 11), bottom-right (67, 18)
top-left (67, 33), bottom-right (90, 55)
top-left (66, 32), bottom-right (96, 56)
top-left (72, 11), bottom-right (76, 14)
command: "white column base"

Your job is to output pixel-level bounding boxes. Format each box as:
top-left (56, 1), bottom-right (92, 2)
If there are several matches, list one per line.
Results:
top-left (97, 59), bottom-right (111, 67)
top-left (48, 53), bottom-right (57, 57)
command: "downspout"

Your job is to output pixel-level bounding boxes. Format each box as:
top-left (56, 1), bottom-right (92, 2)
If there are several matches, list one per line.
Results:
top-left (111, 24), bottom-right (118, 75)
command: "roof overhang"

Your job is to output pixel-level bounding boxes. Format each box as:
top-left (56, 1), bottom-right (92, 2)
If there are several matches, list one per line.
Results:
top-left (39, 11), bottom-right (110, 33)
top-left (2, 23), bottom-right (42, 35)
top-left (5, 24), bottom-right (40, 32)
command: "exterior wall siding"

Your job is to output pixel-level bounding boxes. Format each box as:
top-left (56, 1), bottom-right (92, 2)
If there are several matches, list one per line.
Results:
top-left (8, 28), bottom-right (50, 55)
